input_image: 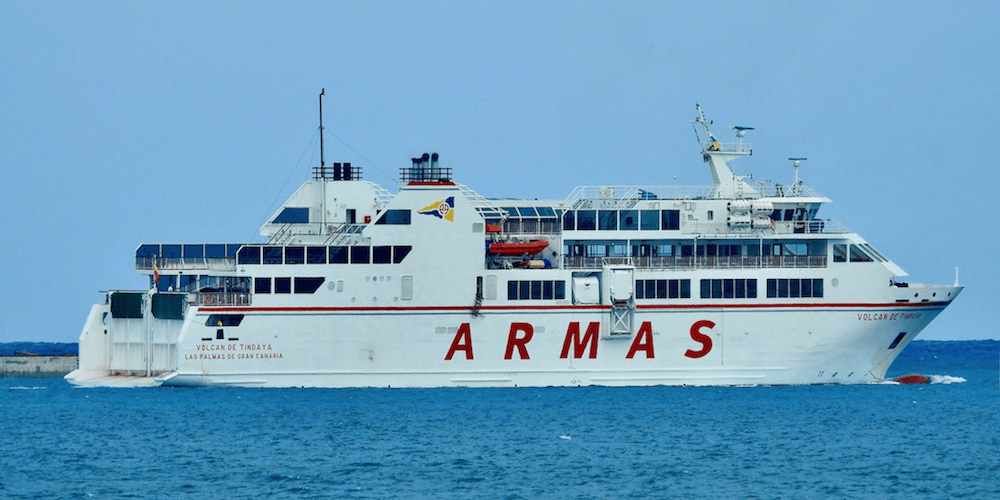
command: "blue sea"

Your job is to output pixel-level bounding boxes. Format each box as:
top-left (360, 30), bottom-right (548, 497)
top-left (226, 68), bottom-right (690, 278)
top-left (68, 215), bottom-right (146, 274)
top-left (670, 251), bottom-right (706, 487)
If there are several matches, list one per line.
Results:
top-left (2, 340), bottom-right (997, 500)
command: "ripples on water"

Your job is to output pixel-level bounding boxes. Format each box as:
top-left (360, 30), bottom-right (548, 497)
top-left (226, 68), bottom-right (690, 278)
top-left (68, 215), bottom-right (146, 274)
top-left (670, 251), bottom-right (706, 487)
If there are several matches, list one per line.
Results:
top-left (1, 340), bottom-right (997, 499)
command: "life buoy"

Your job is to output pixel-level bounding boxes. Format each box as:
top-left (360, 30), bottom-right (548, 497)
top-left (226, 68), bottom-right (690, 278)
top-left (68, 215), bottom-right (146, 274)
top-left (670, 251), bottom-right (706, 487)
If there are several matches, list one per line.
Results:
top-left (204, 293), bottom-right (215, 305)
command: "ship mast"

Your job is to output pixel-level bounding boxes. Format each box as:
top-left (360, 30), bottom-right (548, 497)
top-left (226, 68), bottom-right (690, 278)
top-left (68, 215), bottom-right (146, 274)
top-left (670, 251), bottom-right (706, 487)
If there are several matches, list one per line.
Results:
top-left (319, 88), bottom-right (326, 169)
top-left (691, 103), bottom-right (758, 199)
top-left (319, 88), bottom-right (326, 232)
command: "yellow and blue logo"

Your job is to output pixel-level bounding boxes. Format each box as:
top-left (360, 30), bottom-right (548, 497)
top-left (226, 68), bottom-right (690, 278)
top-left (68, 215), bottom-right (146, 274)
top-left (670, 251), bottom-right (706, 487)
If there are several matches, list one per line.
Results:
top-left (418, 196), bottom-right (455, 221)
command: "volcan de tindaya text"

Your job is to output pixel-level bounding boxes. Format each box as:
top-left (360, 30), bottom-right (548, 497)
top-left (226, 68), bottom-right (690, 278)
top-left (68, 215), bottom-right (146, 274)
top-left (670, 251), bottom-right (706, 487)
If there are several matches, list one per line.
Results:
top-left (67, 104), bottom-right (962, 388)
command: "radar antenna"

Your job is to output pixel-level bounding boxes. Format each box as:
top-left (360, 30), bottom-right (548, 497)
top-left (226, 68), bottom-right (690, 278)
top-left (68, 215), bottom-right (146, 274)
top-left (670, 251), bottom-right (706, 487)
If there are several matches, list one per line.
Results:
top-left (731, 125), bottom-right (755, 150)
top-left (789, 157), bottom-right (807, 195)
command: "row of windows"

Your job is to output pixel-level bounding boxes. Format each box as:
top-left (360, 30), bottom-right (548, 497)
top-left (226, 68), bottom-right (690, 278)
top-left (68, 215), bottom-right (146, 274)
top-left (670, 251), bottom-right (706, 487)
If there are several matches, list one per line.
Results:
top-left (137, 243), bottom-right (240, 259)
top-left (237, 246), bottom-right (412, 265)
top-left (766, 279), bottom-right (824, 298)
top-left (507, 280), bottom-right (567, 300)
top-left (700, 279), bottom-right (758, 299)
top-left (254, 277), bottom-right (325, 294)
top-left (635, 279), bottom-right (692, 299)
top-left (563, 210), bottom-right (681, 231)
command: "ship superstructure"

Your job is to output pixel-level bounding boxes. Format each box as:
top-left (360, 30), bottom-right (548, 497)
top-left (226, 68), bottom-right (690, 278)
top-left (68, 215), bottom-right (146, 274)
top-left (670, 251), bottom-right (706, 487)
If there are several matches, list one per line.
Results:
top-left (67, 103), bottom-right (961, 388)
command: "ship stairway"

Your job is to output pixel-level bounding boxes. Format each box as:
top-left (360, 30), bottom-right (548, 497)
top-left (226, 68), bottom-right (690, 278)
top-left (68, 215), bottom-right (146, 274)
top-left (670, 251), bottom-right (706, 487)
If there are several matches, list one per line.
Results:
top-left (268, 223), bottom-right (295, 245)
top-left (471, 287), bottom-right (483, 316)
top-left (323, 223), bottom-right (366, 246)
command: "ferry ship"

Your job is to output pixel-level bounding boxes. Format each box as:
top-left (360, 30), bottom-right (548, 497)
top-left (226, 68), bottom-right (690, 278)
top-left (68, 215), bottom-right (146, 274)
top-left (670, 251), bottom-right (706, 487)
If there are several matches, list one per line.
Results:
top-left (66, 102), bottom-right (962, 388)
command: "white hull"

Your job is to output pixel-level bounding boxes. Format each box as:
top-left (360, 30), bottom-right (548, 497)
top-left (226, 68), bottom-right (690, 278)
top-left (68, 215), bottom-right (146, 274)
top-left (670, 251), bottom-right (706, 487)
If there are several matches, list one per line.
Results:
top-left (68, 299), bottom-right (951, 388)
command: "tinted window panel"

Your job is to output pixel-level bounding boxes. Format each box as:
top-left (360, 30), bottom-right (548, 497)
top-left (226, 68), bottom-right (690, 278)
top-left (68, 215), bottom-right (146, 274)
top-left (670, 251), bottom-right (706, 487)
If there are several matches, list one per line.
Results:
top-left (329, 246), bottom-right (348, 264)
top-left (620, 210), bottom-right (638, 230)
top-left (351, 246), bottom-right (370, 264)
top-left (393, 246), bottom-right (412, 263)
top-left (263, 246), bottom-right (283, 265)
top-left (373, 246), bottom-right (392, 264)
top-left (285, 247), bottom-right (304, 265)
top-left (640, 210), bottom-right (659, 230)
top-left (598, 211), bottom-right (617, 230)
top-left (294, 277), bottom-right (325, 294)
top-left (238, 246), bottom-right (261, 265)
top-left (205, 244), bottom-right (226, 258)
top-left (273, 207), bottom-right (309, 223)
top-left (307, 246), bottom-right (326, 264)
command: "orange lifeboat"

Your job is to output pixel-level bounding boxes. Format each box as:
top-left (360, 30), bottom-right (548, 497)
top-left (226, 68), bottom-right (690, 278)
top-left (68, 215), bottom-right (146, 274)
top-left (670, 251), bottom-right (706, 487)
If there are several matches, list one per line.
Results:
top-left (488, 240), bottom-right (548, 256)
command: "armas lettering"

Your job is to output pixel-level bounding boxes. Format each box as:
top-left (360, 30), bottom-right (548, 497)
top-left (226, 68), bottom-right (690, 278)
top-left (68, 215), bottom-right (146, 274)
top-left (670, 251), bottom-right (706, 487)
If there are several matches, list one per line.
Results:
top-left (444, 320), bottom-right (716, 361)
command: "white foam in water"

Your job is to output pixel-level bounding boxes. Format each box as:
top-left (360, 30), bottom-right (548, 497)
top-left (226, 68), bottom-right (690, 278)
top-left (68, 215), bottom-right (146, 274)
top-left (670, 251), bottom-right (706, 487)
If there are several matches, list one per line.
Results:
top-left (929, 375), bottom-right (967, 384)
top-left (8, 386), bottom-right (47, 390)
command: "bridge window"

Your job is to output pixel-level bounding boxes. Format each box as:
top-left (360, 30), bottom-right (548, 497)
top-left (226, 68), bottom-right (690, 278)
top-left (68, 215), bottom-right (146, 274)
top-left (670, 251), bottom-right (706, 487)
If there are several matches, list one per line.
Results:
top-left (272, 207), bottom-right (309, 224)
top-left (375, 209), bottom-right (411, 225)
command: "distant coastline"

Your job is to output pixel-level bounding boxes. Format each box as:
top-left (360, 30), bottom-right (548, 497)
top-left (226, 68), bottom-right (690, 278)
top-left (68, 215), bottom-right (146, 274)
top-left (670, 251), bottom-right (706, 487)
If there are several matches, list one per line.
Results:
top-left (1, 343), bottom-right (78, 377)
top-left (0, 342), bottom-right (78, 357)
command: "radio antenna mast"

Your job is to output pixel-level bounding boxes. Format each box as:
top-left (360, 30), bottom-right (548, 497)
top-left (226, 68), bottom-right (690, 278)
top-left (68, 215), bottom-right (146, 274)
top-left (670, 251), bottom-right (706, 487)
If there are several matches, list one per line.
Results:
top-left (319, 88), bottom-right (326, 169)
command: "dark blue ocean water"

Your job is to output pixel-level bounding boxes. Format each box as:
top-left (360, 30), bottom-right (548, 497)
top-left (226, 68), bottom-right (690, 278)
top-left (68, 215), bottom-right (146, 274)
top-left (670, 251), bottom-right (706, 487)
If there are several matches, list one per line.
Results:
top-left (1, 340), bottom-right (997, 500)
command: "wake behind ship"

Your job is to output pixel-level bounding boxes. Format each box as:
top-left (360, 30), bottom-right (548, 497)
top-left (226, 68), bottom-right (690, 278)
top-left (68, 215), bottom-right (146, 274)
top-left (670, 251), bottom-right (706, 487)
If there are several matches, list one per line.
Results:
top-left (66, 102), bottom-right (962, 388)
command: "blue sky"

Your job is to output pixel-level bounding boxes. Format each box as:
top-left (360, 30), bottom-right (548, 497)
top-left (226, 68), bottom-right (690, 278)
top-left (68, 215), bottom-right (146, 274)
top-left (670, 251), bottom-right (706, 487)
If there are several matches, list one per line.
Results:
top-left (2, 1), bottom-right (996, 341)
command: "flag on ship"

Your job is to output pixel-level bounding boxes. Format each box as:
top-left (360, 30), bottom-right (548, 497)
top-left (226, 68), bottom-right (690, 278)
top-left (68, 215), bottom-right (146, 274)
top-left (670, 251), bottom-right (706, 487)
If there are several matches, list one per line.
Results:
top-left (418, 196), bottom-right (455, 221)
